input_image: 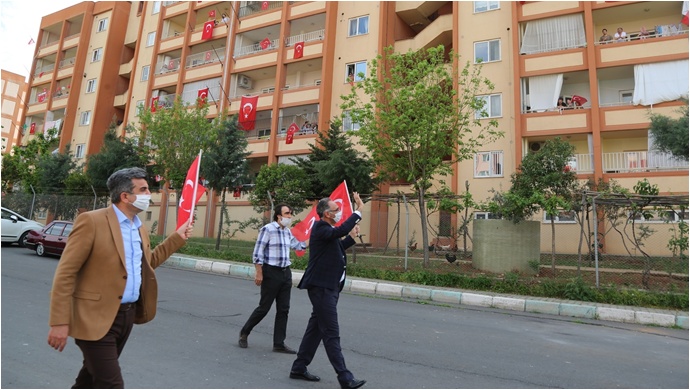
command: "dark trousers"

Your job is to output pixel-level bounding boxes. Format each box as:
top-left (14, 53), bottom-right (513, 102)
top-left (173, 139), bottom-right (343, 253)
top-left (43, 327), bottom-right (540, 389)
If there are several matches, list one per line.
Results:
top-left (72, 304), bottom-right (137, 389)
top-left (291, 287), bottom-right (354, 382)
top-left (241, 265), bottom-right (292, 346)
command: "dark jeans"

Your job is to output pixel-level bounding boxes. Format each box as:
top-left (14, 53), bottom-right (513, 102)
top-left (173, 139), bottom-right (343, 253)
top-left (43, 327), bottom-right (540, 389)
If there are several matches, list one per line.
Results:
top-left (72, 304), bottom-right (137, 389)
top-left (241, 265), bottom-right (292, 346)
top-left (291, 287), bottom-right (354, 382)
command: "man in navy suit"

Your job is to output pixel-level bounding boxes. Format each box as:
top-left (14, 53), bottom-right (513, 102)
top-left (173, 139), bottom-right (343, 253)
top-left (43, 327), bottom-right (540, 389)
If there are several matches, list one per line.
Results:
top-left (289, 192), bottom-right (366, 389)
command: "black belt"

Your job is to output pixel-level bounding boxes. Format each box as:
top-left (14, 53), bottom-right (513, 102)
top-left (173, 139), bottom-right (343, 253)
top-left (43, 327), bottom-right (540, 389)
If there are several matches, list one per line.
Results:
top-left (119, 302), bottom-right (137, 311)
top-left (264, 264), bottom-right (290, 270)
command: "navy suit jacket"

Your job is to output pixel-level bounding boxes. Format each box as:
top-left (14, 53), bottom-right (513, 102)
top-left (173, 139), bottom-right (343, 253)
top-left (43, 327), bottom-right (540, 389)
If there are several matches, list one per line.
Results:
top-left (298, 212), bottom-right (361, 291)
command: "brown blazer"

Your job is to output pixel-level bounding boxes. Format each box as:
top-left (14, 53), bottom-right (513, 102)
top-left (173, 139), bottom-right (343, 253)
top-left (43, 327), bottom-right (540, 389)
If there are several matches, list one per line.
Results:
top-left (49, 206), bottom-right (185, 341)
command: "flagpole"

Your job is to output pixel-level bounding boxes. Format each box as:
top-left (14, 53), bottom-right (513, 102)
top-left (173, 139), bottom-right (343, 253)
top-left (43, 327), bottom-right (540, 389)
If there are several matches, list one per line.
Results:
top-left (188, 150), bottom-right (203, 226)
top-left (342, 180), bottom-right (352, 209)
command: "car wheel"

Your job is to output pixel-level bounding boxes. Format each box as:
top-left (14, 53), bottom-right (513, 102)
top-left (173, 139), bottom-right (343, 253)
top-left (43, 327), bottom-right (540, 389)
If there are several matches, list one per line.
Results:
top-left (18, 232), bottom-right (29, 248)
top-left (36, 243), bottom-right (45, 257)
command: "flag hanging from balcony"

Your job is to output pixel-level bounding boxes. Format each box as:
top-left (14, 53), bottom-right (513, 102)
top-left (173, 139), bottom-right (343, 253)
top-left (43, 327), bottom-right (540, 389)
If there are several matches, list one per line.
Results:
top-left (293, 41), bottom-right (304, 59)
top-left (205, 51), bottom-right (212, 61)
top-left (29, 123), bottom-right (36, 135)
top-left (239, 95), bottom-right (258, 131)
top-left (261, 1), bottom-right (269, 10)
top-left (151, 97), bottom-right (159, 112)
top-left (682, 1), bottom-right (689, 26)
top-left (202, 21), bottom-right (214, 40)
top-left (260, 37), bottom-right (271, 50)
top-left (286, 122), bottom-right (299, 144)
top-left (209, 10), bottom-right (216, 19)
top-left (233, 187), bottom-right (241, 198)
top-left (37, 89), bottom-right (47, 103)
top-left (198, 88), bottom-right (209, 107)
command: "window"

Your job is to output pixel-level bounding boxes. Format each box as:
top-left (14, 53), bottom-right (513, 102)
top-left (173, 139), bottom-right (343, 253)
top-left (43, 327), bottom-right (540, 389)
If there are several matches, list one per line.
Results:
top-left (474, 212), bottom-right (500, 220)
top-left (543, 210), bottom-right (577, 223)
top-left (91, 48), bottom-right (103, 62)
top-left (474, 151), bottom-right (503, 177)
top-left (85, 79), bottom-right (96, 93)
top-left (620, 89), bottom-right (633, 104)
top-left (474, 1), bottom-right (499, 13)
top-left (37, 209), bottom-right (47, 219)
top-left (146, 211), bottom-right (152, 221)
top-left (475, 94), bottom-right (502, 119)
top-left (346, 61), bottom-right (366, 83)
top-left (342, 110), bottom-right (361, 132)
top-left (147, 32), bottom-right (156, 47)
top-left (97, 18), bottom-right (108, 32)
top-left (474, 39), bottom-right (501, 63)
top-left (631, 209), bottom-right (689, 223)
top-left (152, 1), bottom-right (161, 14)
top-left (258, 129), bottom-right (271, 138)
top-left (141, 65), bottom-right (150, 81)
top-left (47, 222), bottom-right (67, 236)
top-left (80, 111), bottom-right (91, 126)
top-left (348, 15), bottom-right (369, 37)
top-left (62, 223), bottom-right (73, 236)
top-left (75, 144), bottom-right (85, 158)
top-left (135, 100), bottom-right (144, 116)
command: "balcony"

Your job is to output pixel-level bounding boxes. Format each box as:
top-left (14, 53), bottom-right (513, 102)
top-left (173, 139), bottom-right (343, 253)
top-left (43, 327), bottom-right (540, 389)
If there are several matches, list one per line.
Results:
top-left (569, 153), bottom-right (594, 174)
top-left (58, 57), bottom-right (76, 69)
top-left (234, 38), bottom-right (280, 58)
top-left (239, 1), bottom-right (282, 18)
top-left (394, 13), bottom-right (452, 53)
top-left (33, 64), bottom-right (55, 80)
top-left (602, 151), bottom-right (688, 173)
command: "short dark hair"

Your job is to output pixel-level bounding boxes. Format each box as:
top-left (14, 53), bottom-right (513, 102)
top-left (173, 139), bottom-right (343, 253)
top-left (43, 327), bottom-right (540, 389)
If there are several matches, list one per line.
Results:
top-left (107, 167), bottom-right (147, 204)
top-left (316, 198), bottom-right (331, 218)
top-left (273, 204), bottom-right (291, 222)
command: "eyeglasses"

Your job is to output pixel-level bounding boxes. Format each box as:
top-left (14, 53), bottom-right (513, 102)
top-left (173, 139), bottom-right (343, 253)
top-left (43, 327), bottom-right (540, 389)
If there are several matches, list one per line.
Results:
top-left (328, 208), bottom-right (341, 213)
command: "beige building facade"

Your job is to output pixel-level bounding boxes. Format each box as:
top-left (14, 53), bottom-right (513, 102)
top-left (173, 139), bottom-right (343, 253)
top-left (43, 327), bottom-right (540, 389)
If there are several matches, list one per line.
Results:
top-left (1, 70), bottom-right (29, 154)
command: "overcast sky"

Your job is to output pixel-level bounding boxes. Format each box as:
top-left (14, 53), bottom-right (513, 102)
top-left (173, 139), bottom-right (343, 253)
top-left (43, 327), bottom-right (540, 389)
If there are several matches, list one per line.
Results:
top-left (0, 0), bottom-right (81, 79)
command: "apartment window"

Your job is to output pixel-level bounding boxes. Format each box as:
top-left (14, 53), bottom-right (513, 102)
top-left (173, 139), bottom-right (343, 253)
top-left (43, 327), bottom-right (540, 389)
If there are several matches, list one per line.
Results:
top-left (475, 212), bottom-right (500, 220)
top-left (258, 129), bottom-right (271, 138)
top-left (80, 111), bottom-right (91, 126)
top-left (620, 89), bottom-right (633, 104)
top-left (75, 144), bottom-right (85, 158)
top-left (474, 39), bottom-right (501, 63)
top-left (91, 48), bottom-right (103, 62)
top-left (146, 211), bottom-right (152, 221)
top-left (97, 18), bottom-right (108, 32)
top-left (85, 79), bottom-right (96, 93)
top-left (475, 94), bottom-right (502, 119)
top-left (147, 32), bottom-right (156, 47)
top-left (474, 1), bottom-right (499, 13)
top-left (543, 210), bottom-right (577, 223)
top-left (342, 110), bottom-right (361, 132)
top-left (346, 61), bottom-right (367, 83)
top-left (348, 15), bottom-right (369, 37)
top-left (631, 209), bottom-right (689, 223)
top-left (152, 1), bottom-right (161, 14)
top-left (474, 151), bottom-right (503, 177)
top-left (141, 65), bottom-right (150, 81)
top-left (135, 100), bottom-right (144, 116)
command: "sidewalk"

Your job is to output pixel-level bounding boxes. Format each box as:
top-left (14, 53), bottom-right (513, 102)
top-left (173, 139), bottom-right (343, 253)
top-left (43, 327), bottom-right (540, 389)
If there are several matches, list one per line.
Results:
top-left (164, 254), bottom-right (689, 330)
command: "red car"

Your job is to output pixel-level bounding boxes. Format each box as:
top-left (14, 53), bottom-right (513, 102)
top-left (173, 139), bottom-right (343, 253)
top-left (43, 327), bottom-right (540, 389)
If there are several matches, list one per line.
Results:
top-left (25, 220), bottom-right (74, 257)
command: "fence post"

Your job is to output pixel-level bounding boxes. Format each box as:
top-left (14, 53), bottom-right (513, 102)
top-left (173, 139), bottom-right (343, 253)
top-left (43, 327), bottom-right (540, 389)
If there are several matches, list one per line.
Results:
top-left (29, 185), bottom-right (36, 219)
top-left (402, 194), bottom-right (409, 271)
top-left (593, 193), bottom-right (600, 288)
top-left (91, 185), bottom-right (97, 210)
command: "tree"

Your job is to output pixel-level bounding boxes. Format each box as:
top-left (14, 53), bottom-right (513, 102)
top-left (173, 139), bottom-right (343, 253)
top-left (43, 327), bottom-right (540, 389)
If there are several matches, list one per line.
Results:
top-left (292, 118), bottom-right (378, 199)
top-left (201, 116), bottom-right (251, 250)
top-left (340, 45), bottom-right (502, 266)
top-left (1, 128), bottom-right (59, 193)
top-left (648, 102), bottom-right (688, 160)
top-left (249, 164), bottom-right (309, 219)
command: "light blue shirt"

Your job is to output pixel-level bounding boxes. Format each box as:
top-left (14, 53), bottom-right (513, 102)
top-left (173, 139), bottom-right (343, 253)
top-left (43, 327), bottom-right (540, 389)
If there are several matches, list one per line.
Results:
top-left (252, 221), bottom-right (306, 268)
top-left (112, 205), bottom-right (143, 304)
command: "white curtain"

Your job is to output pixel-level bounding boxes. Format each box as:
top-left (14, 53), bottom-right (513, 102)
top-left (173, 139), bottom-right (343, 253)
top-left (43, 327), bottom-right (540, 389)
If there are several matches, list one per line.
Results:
top-left (520, 14), bottom-right (586, 54)
top-left (633, 60), bottom-right (689, 105)
top-left (528, 74), bottom-right (563, 111)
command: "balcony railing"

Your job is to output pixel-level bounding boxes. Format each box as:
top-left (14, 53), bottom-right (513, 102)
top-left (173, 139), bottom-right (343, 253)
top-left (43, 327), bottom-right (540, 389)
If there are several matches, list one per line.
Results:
top-left (185, 50), bottom-right (226, 68)
top-left (180, 87), bottom-right (221, 106)
top-left (569, 153), bottom-right (594, 173)
top-left (156, 58), bottom-right (181, 75)
top-left (276, 112), bottom-right (320, 137)
top-left (285, 29), bottom-right (325, 47)
top-left (53, 89), bottom-right (70, 100)
top-left (594, 26), bottom-right (688, 46)
top-left (58, 57), bottom-right (76, 69)
top-left (234, 38), bottom-right (279, 58)
top-left (238, 1), bottom-right (282, 18)
top-left (602, 151), bottom-right (688, 173)
top-left (33, 63), bottom-right (55, 77)
top-left (243, 118), bottom-right (274, 140)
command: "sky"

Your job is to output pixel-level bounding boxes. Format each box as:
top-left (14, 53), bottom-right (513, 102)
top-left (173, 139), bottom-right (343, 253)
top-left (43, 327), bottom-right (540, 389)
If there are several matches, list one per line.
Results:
top-left (0, 0), bottom-right (81, 79)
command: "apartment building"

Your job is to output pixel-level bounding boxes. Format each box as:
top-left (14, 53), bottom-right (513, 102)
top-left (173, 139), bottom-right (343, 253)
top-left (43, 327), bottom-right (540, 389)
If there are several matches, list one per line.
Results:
top-left (20, 1), bottom-right (689, 248)
top-left (1, 70), bottom-right (29, 154)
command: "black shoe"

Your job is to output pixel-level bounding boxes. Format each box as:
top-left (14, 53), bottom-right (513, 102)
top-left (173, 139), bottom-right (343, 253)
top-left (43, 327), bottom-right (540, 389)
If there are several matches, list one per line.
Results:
top-left (273, 344), bottom-right (297, 354)
top-left (339, 379), bottom-right (366, 389)
top-left (238, 333), bottom-right (248, 348)
top-left (289, 370), bottom-right (321, 382)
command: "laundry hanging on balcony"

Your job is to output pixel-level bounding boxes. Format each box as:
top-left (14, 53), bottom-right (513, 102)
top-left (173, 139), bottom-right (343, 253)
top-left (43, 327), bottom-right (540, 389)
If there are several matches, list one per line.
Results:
top-left (633, 59), bottom-right (689, 105)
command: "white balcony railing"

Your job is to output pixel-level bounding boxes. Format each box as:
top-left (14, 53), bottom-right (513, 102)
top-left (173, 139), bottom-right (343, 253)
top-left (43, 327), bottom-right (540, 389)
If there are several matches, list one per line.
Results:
top-left (58, 57), bottom-right (76, 69)
top-left (33, 63), bottom-right (55, 77)
top-left (569, 153), bottom-right (594, 173)
top-left (185, 50), bottom-right (226, 68)
top-left (156, 58), bottom-right (181, 75)
top-left (234, 38), bottom-right (279, 58)
top-left (602, 151), bottom-right (688, 173)
top-left (285, 29), bottom-right (325, 47)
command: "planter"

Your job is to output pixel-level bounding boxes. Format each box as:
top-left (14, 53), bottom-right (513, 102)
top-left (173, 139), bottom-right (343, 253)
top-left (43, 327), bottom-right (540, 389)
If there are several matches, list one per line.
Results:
top-left (473, 219), bottom-right (540, 274)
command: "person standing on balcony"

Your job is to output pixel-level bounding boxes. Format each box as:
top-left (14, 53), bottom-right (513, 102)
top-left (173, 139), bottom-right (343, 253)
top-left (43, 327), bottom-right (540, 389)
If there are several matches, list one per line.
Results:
top-left (599, 28), bottom-right (613, 43)
top-left (614, 27), bottom-right (627, 42)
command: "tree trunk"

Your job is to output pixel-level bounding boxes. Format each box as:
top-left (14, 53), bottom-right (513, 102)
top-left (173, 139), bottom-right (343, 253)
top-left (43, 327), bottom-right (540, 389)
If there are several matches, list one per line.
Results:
top-left (418, 187), bottom-right (430, 267)
top-left (550, 217), bottom-right (556, 275)
top-left (215, 189), bottom-right (226, 251)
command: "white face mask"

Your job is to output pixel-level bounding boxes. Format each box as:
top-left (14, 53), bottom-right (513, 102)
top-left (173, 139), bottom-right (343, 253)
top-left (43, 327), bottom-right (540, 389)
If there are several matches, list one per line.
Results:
top-left (333, 211), bottom-right (343, 223)
top-left (279, 217), bottom-right (291, 227)
top-left (132, 194), bottom-right (151, 212)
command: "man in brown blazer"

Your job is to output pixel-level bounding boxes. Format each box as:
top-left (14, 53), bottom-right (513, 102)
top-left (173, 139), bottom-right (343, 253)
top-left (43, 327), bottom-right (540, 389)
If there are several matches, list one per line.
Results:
top-left (47, 167), bottom-right (193, 388)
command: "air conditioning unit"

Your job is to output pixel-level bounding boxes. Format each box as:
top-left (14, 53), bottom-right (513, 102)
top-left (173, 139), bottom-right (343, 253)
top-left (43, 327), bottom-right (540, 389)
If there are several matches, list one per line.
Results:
top-left (315, 79), bottom-right (322, 86)
top-left (238, 75), bottom-right (253, 89)
top-left (529, 141), bottom-right (545, 153)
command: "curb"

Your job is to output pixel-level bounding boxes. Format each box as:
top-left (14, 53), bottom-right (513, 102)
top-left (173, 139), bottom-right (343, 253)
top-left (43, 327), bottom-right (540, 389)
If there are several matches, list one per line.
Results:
top-left (164, 255), bottom-right (689, 329)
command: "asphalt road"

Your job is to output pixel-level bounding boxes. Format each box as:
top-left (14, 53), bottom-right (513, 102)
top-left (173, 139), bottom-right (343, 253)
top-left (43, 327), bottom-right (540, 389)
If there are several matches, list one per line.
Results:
top-left (2, 246), bottom-right (688, 389)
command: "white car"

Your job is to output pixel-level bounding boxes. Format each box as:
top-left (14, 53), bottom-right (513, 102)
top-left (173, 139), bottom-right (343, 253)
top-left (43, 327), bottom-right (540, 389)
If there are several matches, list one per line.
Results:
top-left (1, 207), bottom-right (44, 247)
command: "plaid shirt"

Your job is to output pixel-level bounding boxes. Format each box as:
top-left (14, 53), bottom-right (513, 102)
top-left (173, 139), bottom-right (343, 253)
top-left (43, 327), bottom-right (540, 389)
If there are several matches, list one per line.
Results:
top-left (252, 221), bottom-right (306, 267)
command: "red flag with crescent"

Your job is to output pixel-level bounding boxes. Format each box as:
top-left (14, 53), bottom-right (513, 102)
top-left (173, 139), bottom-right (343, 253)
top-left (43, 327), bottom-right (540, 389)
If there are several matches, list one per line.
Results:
top-left (260, 37), bottom-right (271, 50)
top-left (151, 97), bottom-right (159, 112)
top-left (198, 88), bottom-right (209, 107)
top-left (291, 206), bottom-right (319, 242)
top-left (29, 122), bottom-right (36, 135)
top-left (238, 95), bottom-right (258, 130)
top-left (209, 10), bottom-right (216, 18)
top-left (290, 181), bottom-right (353, 241)
top-left (202, 21), bottom-right (214, 40)
top-left (177, 154), bottom-right (207, 230)
top-left (286, 122), bottom-right (299, 144)
top-left (293, 41), bottom-right (304, 59)
top-left (37, 90), bottom-right (47, 103)
top-left (682, 1), bottom-right (689, 26)
top-left (261, 1), bottom-right (269, 10)
top-left (205, 51), bottom-right (212, 61)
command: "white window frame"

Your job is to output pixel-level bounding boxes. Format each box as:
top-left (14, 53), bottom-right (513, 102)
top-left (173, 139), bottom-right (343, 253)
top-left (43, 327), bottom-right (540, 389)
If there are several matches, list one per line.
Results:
top-left (85, 79), bottom-right (96, 93)
top-left (79, 111), bottom-right (91, 126)
top-left (474, 39), bottom-right (501, 64)
top-left (475, 94), bottom-right (502, 119)
top-left (97, 18), bottom-right (108, 32)
top-left (348, 15), bottom-right (369, 37)
top-left (147, 32), bottom-right (156, 47)
top-left (474, 150), bottom-right (503, 178)
top-left (543, 210), bottom-right (577, 223)
top-left (91, 48), bottom-right (103, 62)
top-left (620, 89), bottom-right (633, 104)
top-left (474, 212), bottom-right (501, 220)
top-left (631, 209), bottom-right (689, 223)
top-left (152, 1), bottom-right (161, 15)
top-left (346, 61), bottom-right (367, 83)
top-left (141, 65), bottom-right (150, 81)
top-left (135, 100), bottom-right (145, 116)
top-left (75, 143), bottom-right (85, 158)
top-left (342, 110), bottom-right (361, 132)
top-left (474, 1), bottom-right (500, 13)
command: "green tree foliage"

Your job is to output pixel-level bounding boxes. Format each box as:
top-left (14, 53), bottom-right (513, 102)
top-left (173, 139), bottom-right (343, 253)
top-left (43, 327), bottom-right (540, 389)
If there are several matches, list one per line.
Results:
top-left (201, 116), bottom-right (251, 250)
top-left (292, 118), bottom-right (378, 199)
top-left (249, 164), bottom-right (309, 218)
top-left (340, 45), bottom-right (502, 266)
top-left (648, 103), bottom-right (689, 160)
top-left (1, 128), bottom-right (59, 192)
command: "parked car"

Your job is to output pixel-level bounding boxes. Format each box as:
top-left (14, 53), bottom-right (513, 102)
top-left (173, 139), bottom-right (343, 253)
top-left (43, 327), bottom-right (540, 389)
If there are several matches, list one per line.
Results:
top-left (25, 220), bottom-right (74, 257)
top-left (1, 207), bottom-right (44, 247)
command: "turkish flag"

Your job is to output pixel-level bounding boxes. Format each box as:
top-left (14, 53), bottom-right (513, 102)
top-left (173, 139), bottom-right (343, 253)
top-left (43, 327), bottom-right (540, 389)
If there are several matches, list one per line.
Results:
top-left (233, 187), bottom-right (241, 198)
top-left (202, 21), bottom-right (214, 40)
top-left (29, 123), bottom-right (36, 135)
top-left (37, 91), bottom-right (47, 103)
top-left (238, 95), bottom-right (258, 130)
top-left (261, 1), bottom-right (269, 10)
top-left (291, 206), bottom-right (319, 242)
top-left (151, 97), bottom-right (159, 112)
top-left (293, 41), bottom-right (304, 59)
top-left (682, 1), bottom-right (689, 26)
top-left (177, 154), bottom-right (207, 229)
top-left (209, 10), bottom-right (216, 18)
top-left (205, 51), bottom-right (212, 61)
top-left (286, 122), bottom-right (298, 144)
top-left (290, 181), bottom-right (353, 241)
top-left (198, 88), bottom-right (209, 107)
top-left (260, 37), bottom-right (271, 50)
